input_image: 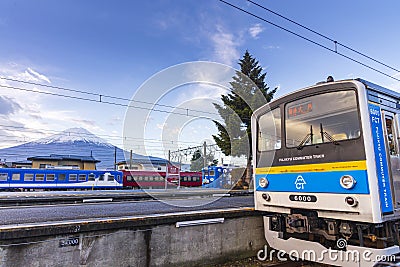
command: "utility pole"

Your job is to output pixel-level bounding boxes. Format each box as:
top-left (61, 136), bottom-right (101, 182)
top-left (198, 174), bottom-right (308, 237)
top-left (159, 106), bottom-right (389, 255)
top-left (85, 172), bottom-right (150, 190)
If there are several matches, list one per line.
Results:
top-left (165, 150), bottom-right (171, 190)
top-left (129, 150), bottom-right (133, 169)
top-left (203, 141), bottom-right (207, 169)
top-left (168, 143), bottom-right (218, 173)
top-left (114, 146), bottom-right (117, 170)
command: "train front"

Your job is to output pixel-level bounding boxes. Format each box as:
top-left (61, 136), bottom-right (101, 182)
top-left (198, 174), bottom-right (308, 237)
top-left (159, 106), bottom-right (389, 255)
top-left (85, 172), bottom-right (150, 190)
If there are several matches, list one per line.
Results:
top-left (251, 80), bottom-right (400, 266)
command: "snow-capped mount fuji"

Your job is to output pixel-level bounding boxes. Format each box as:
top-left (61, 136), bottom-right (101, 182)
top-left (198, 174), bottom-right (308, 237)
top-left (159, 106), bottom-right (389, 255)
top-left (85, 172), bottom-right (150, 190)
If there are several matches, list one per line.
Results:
top-left (32, 127), bottom-right (113, 147)
top-left (0, 127), bottom-right (166, 169)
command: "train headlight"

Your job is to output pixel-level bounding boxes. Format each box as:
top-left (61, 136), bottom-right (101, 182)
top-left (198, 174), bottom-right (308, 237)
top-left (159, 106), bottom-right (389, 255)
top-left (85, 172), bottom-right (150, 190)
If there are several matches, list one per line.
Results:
top-left (340, 175), bottom-right (356, 189)
top-left (259, 177), bottom-right (269, 188)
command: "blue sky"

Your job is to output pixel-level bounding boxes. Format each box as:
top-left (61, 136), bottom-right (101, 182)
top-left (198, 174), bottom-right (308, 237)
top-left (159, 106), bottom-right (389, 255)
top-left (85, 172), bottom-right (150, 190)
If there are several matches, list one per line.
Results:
top-left (0, 0), bottom-right (399, 160)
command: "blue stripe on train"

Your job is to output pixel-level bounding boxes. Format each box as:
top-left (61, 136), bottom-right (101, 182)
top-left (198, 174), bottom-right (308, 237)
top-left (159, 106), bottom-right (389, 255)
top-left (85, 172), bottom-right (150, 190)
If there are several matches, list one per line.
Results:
top-left (255, 169), bottom-right (369, 194)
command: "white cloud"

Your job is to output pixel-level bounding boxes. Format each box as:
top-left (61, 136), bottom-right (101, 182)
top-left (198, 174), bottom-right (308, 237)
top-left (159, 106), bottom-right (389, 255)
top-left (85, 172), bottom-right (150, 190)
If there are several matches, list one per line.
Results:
top-left (156, 122), bottom-right (167, 130)
top-left (263, 45), bottom-right (280, 50)
top-left (176, 83), bottom-right (227, 103)
top-left (0, 96), bottom-right (21, 115)
top-left (210, 25), bottom-right (241, 66)
top-left (0, 63), bottom-right (92, 146)
top-left (12, 67), bottom-right (51, 84)
top-left (249, 23), bottom-right (263, 39)
top-left (0, 62), bottom-right (127, 148)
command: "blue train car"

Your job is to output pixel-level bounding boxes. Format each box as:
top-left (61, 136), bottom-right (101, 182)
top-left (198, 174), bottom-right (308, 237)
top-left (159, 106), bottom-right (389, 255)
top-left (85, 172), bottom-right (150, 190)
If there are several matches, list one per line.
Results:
top-left (0, 168), bottom-right (123, 190)
top-left (202, 166), bottom-right (232, 189)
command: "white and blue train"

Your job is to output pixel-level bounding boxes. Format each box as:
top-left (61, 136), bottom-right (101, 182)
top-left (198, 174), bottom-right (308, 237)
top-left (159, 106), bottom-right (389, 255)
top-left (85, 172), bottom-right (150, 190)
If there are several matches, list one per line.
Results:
top-left (202, 166), bottom-right (233, 189)
top-left (0, 168), bottom-right (123, 190)
top-left (252, 78), bottom-right (400, 266)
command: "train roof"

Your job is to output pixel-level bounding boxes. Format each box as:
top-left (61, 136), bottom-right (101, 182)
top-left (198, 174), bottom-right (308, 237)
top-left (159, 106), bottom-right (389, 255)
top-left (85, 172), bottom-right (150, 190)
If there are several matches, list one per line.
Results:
top-left (260, 78), bottom-right (399, 108)
top-left (357, 78), bottom-right (400, 100)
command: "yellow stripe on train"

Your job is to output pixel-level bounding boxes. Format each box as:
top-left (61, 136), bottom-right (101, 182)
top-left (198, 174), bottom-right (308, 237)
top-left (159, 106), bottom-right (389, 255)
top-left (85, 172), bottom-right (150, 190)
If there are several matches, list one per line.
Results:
top-left (256, 160), bottom-right (366, 175)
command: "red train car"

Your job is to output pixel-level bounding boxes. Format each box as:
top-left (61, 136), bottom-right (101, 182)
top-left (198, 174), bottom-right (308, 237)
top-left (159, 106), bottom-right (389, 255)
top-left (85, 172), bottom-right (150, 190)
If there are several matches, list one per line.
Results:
top-left (179, 171), bottom-right (202, 187)
top-left (122, 170), bottom-right (202, 189)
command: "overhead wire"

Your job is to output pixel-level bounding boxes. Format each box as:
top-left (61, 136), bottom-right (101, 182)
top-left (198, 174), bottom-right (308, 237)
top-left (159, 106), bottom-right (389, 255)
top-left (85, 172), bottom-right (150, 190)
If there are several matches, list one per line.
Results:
top-left (0, 83), bottom-right (223, 118)
top-left (0, 1), bottom-right (398, 129)
top-left (246, 0), bottom-right (400, 74)
top-left (0, 124), bottom-right (203, 145)
top-left (0, 77), bottom-right (220, 117)
top-left (218, 0), bottom-right (400, 82)
top-left (0, 123), bottom-right (212, 161)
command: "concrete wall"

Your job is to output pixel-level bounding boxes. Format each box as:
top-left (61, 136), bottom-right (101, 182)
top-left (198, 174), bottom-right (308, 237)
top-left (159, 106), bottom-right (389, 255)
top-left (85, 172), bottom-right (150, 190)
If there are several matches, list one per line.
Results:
top-left (0, 216), bottom-right (265, 267)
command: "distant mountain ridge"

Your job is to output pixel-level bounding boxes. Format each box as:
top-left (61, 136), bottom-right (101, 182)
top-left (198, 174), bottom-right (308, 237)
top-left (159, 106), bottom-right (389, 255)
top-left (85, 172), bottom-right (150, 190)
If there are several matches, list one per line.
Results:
top-left (0, 127), bottom-right (166, 169)
top-left (32, 127), bottom-right (113, 147)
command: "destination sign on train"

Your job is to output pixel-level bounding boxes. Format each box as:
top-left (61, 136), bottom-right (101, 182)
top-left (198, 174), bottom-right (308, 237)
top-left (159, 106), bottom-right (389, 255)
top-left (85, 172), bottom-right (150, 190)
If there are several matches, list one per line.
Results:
top-left (287, 102), bottom-right (313, 117)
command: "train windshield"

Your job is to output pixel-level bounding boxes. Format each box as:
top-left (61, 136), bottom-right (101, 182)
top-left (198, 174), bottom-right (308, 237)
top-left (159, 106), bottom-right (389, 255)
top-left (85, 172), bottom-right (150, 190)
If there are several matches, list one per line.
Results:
top-left (258, 108), bottom-right (281, 151)
top-left (285, 90), bottom-right (360, 148)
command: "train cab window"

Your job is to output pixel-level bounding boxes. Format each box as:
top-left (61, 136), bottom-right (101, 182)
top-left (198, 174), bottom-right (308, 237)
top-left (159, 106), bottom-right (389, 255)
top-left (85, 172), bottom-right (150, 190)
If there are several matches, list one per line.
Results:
top-left (24, 174), bottom-right (34, 181)
top-left (59, 173), bottom-right (66, 181)
top-left (385, 116), bottom-right (398, 155)
top-left (78, 174), bottom-right (86, 181)
top-left (12, 173), bottom-right (20, 181)
top-left (88, 174), bottom-right (96, 181)
top-left (35, 174), bottom-right (45, 181)
top-left (285, 90), bottom-right (360, 148)
top-left (99, 175), bottom-right (104, 181)
top-left (69, 174), bottom-right (77, 181)
top-left (0, 173), bottom-right (7, 181)
top-left (46, 174), bottom-right (55, 181)
top-left (258, 107), bottom-right (281, 151)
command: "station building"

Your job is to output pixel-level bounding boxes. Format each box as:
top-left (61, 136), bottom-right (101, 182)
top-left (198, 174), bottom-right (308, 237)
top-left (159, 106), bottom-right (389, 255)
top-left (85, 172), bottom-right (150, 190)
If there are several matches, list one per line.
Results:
top-left (27, 154), bottom-right (100, 170)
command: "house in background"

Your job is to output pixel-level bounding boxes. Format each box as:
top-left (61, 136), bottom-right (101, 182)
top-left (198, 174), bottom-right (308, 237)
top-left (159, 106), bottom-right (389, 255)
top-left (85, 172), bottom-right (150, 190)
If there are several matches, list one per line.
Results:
top-left (116, 161), bottom-right (145, 171)
top-left (116, 158), bottom-right (169, 171)
top-left (27, 154), bottom-right (100, 170)
top-left (11, 160), bottom-right (33, 168)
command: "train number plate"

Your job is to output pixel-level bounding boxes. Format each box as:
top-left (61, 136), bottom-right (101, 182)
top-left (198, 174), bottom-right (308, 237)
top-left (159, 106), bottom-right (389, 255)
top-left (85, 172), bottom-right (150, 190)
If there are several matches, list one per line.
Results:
top-left (289, 195), bottom-right (317, 202)
top-left (59, 237), bottom-right (79, 247)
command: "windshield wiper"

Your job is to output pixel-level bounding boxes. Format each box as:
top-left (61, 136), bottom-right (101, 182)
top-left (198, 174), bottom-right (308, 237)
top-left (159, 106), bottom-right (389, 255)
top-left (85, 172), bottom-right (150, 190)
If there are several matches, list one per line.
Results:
top-left (297, 125), bottom-right (313, 150)
top-left (320, 123), bottom-right (339, 145)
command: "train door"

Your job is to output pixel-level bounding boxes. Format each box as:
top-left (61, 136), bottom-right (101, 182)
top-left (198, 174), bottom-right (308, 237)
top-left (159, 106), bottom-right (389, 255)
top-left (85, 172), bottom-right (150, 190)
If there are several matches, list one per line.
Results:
top-left (383, 111), bottom-right (400, 210)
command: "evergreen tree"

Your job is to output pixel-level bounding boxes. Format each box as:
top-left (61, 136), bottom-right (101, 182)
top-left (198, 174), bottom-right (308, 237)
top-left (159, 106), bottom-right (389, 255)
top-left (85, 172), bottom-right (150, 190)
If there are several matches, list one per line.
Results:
top-left (213, 50), bottom-right (276, 185)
